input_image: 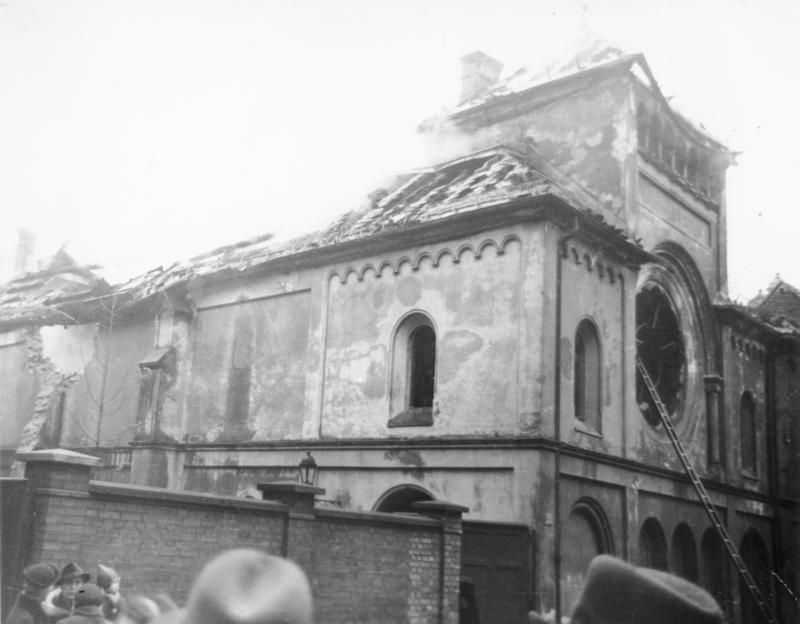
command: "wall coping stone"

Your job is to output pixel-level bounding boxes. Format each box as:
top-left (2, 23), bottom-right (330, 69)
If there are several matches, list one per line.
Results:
top-left (17, 449), bottom-right (101, 467)
top-left (314, 507), bottom-right (441, 529)
top-left (411, 500), bottom-right (469, 514)
top-left (88, 480), bottom-right (288, 514)
top-left (256, 480), bottom-right (325, 496)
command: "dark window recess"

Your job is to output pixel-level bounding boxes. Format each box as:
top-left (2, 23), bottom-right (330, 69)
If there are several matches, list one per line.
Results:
top-left (740, 392), bottom-right (757, 474)
top-left (574, 320), bottom-right (601, 430)
top-left (639, 517), bottom-right (668, 571)
top-left (671, 524), bottom-right (699, 582)
top-left (409, 325), bottom-right (436, 408)
top-left (636, 286), bottom-right (685, 426)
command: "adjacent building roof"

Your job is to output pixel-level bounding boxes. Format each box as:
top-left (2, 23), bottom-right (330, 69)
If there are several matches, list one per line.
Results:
top-left (750, 276), bottom-right (800, 327)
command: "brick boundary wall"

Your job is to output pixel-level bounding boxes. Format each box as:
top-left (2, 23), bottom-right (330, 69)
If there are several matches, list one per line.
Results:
top-left (3, 450), bottom-right (464, 624)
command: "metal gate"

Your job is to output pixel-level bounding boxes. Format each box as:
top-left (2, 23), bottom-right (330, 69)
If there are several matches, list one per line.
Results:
top-left (461, 521), bottom-right (532, 624)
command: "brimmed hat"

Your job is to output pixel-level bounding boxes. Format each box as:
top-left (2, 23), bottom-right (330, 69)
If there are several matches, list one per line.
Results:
top-left (74, 583), bottom-right (105, 608)
top-left (570, 555), bottom-right (724, 624)
top-left (23, 563), bottom-right (59, 588)
top-left (96, 564), bottom-right (120, 590)
top-left (57, 562), bottom-right (91, 584)
top-left (153, 549), bottom-right (313, 624)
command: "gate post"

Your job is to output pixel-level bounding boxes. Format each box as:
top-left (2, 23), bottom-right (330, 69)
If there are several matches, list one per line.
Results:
top-left (412, 500), bottom-right (469, 624)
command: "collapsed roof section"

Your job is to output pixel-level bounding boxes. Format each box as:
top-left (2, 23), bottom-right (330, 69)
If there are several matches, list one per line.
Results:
top-left (0, 147), bottom-right (644, 329)
top-left (0, 249), bottom-right (109, 328)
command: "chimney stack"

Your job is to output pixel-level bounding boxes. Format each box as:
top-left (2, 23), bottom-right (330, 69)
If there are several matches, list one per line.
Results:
top-left (459, 51), bottom-right (503, 104)
top-left (14, 228), bottom-right (36, 276)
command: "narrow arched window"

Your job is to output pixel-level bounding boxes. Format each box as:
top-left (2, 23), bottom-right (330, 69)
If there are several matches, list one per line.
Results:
top-left (388, 313), bottom-right (436, 427)
top-left (740, 391), bottom-right (757, 475)
top-left (574, 319), bottom-right (601, 431)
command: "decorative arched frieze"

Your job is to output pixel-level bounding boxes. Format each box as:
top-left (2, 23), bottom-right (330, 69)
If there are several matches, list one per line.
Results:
top-left (564, 242), bottom-right (623, 286)
top-left (328, 234), bottom-right (520, 285)
top-left (729, 332), bottom-right (766, 362)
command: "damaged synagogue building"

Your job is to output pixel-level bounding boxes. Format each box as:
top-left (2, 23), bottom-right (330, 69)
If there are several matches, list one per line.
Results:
top-left (1, 43), bottom-right (799, 623)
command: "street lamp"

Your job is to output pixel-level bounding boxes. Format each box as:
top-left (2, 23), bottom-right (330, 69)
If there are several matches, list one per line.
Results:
top-left (298, 452), bottom-right (318, 486)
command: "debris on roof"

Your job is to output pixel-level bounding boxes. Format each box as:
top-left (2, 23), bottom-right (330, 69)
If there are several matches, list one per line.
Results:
top-left (0, 250), bottom-right (109, 328)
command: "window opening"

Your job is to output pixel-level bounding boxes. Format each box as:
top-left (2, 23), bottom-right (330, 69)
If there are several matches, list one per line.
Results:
top-left (574, 320), bottom-right (601, 431)
top-left (409, 325), bottom-right (436, 408)
top-left (671, 523), bottom-right (698, 582)
top-left (636, 285), bottom-right (685, 427)
top-left (638, 517), bottom-right (668, 570)
top-left (740, 391), bottom-right (757, 475)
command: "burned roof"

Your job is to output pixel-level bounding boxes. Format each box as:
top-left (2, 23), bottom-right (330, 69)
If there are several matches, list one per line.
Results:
top-left (0, 147), bottom-right (637, 327)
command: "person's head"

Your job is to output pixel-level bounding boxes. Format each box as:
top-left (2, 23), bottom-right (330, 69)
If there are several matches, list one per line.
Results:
top-left (118, 595), bottom-right (161, 624)
top-left (569, 555), bottom-right (724, 624)
top-left (152, 549), bottom-right (313, 624)
top-left (56, 562), bottom-right (91, 600)
top-left (21, 563), bottom-right (59, 601)
top-left (74, 584), bottom-right (104, 609)
top-left (97, 564), bottom-right (121, 594)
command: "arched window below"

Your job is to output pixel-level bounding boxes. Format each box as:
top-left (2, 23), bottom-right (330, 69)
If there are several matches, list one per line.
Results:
top-left (671, 523), bottom-right (698, 581)
top-left (374, 484), bottom-right (434, 513)
top-left (739, 529), bottom-right (771, 624)
top-left (638, 517), bottom-right (668, 570)
top-left (740, 391), bottom-right (757, 475)
top-left (701, 529), bottom-right (730, 617)
top-left (561, 500), bottom-right (612, 616)
top-left (388, 312), bottom-right (436, 427)
top-left (574, 319), bottom-right (601, 432)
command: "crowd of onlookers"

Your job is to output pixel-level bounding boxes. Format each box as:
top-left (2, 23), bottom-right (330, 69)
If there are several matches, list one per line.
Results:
top-left (7, 550), bottom-right (725, 624)
top-left (6, 560), bottom-right (179, 624)
top-left (6, 550), bottom-right (313, 624)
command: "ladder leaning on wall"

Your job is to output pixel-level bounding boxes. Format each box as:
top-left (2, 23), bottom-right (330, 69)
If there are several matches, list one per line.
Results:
top-left (636, 356), bottom-right (778, 624)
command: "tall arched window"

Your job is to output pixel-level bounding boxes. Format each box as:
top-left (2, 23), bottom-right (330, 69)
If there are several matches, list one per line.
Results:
top-left (574, 319), bottom-right (601, 431)
top-left (388, 312), bottom-right (436, 427)
top-left (740, 391), bottom-right (757, 475)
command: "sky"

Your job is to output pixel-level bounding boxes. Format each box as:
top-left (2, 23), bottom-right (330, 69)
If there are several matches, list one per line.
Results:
top-left (1, 0), bottom-right (799, 302)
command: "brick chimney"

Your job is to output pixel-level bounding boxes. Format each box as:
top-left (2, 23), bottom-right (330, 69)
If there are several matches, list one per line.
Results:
top-left (14, 228), bottom-right (36, 276)
top-left (459, 51), bottom-right (503, 104)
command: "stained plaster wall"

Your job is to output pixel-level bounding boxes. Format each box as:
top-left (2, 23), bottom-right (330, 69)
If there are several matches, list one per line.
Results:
top-left (321, 225), bottom-right (544, 438)
top-left (720, 326), bottom-right (769, 492)
top-left (634, 166), bottom-right (722, 296)
top-left (557, 238), bottom-right (631, 458)
top-left (185, 288), bottom-right (311, 443)
top-left (60, 312), bottom-right (155, 447)
top-left (0, 331), bottom-right (38, 451)
top-left (181, 444), bottom-right (546, 525)
top-left (426, 76), bottom-right (633, 229)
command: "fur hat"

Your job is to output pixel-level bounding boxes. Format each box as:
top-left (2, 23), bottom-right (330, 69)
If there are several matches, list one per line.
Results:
top-left (570, 555), bottom-right (724, 624)
top-left (23, 563), bottom-right (59, 588)
top-left (57, 561), bottom-right (91, 584)
top-left (154, 549), bottom-right (313, 624)
top-left (96, 564), bottom-right (120, 590)
top-left (74, 583), bottom-right (105, 608)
